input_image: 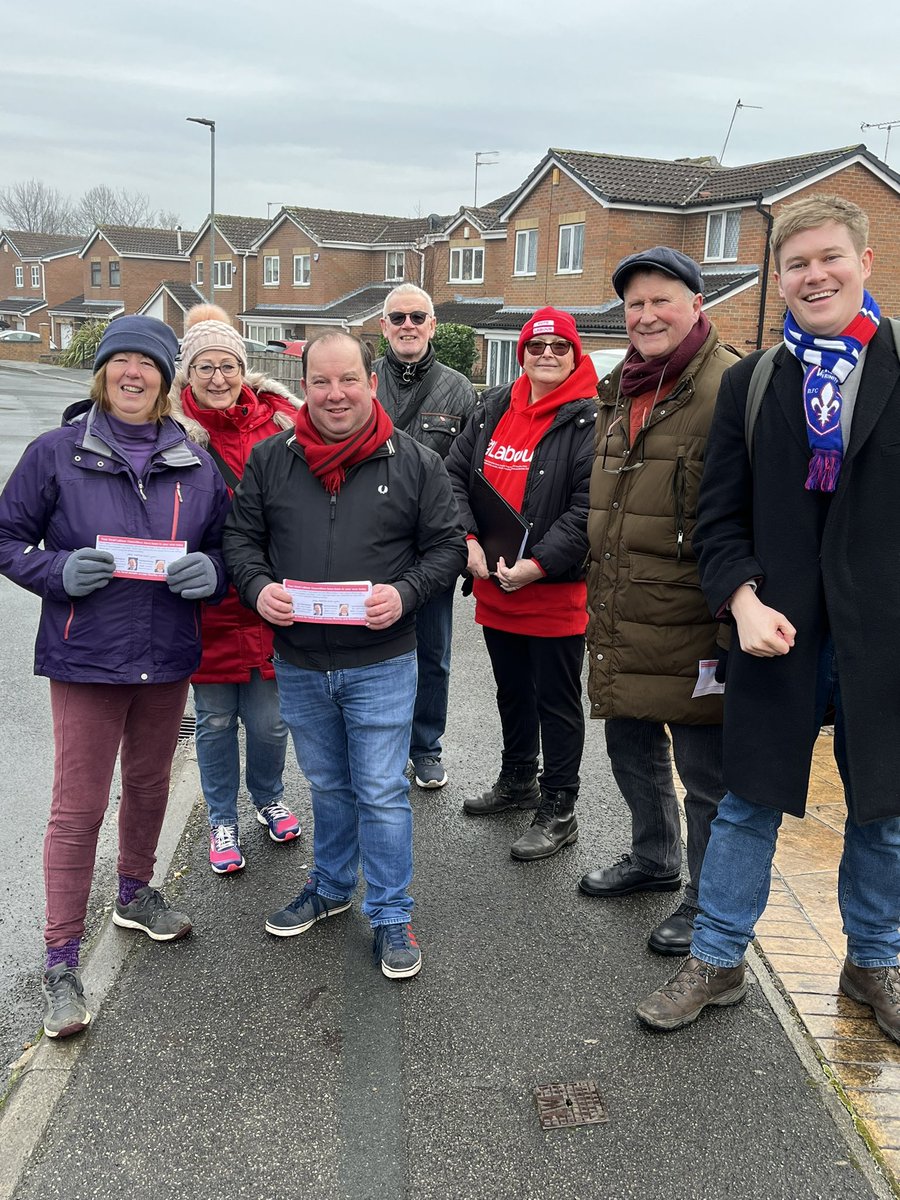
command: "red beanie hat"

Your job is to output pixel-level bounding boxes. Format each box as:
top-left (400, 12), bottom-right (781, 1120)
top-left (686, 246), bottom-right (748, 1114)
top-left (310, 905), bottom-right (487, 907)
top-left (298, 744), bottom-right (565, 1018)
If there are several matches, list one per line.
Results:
top-left (516, 307), bottom-right (582, 366)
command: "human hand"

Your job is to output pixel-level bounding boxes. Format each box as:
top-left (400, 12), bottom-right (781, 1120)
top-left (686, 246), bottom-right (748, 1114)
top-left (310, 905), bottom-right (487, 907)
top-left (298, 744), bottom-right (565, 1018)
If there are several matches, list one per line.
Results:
top-left (365, 584), bottom-right (402, 629)
top-left (62, 548), bottom-right (116, 598)
top-left (730, 584), bottom-right (796, 656)
top-left (495, 556), bottom-right (542, 593)
top-left (166, 552), bottom-right (218, 600)
top-left (466, 538), bottom-right (490, 580)
top-left (256, 582), bottom-right (295, 626)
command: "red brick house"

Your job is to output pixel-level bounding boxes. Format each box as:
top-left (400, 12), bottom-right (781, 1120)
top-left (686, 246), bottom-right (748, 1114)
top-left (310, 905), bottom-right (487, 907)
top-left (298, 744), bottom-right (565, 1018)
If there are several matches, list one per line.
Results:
top-left (431, 144), bottom-right (900, 384)
top-left (184, 214), bottom-right (271, 327)
top-left (0, 231), bottom-right (82, 338)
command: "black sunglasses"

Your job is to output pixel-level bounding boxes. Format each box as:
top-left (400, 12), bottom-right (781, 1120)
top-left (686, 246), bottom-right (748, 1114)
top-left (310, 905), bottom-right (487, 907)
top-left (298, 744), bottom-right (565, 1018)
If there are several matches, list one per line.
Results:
top-left (386, 311), bottom-right (430, 326)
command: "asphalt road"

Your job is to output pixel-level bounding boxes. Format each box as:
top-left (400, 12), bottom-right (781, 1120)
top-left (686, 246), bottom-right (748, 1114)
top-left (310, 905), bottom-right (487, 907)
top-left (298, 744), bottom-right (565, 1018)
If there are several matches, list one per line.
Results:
top-left (0, 362), bottom-right (889, 1199)
top-left (0, 363), bottom-right (111, 1088)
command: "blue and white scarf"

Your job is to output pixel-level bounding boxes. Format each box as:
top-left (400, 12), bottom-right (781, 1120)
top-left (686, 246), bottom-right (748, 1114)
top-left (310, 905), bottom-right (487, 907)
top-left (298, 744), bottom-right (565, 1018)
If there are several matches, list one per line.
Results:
top-left (783, 290), bottom-right (880, 492)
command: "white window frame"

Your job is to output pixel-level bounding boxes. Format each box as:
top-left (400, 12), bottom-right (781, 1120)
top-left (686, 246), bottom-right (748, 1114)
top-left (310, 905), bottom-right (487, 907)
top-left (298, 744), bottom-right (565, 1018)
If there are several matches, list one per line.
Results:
top-left (195, 259), bottom-right (204, 286)
top-left (557, 223), bottom-right (584, 274)
top-left (449, 247), bottom-right (484, 284)
top-left (705, 210), bottom-right (741, 262)
top-left (514, 229), bottom-right (538, 276)
top-left (263, 255), bottom-right (280, 286)
top-left (385, 251), bottom-right (405, 282)
top-left (485, 337), bottom-right (522, 387)
top-left (293, 254), bottom-right (311, 286)
top-left (246, 322), bottom-right (283, 343)
top-left (14, 266), bottom-right (23, 288)
top-left (213, 260), bottom-right (233, 290)
top-left (31, 265), bottom-right (41, 288)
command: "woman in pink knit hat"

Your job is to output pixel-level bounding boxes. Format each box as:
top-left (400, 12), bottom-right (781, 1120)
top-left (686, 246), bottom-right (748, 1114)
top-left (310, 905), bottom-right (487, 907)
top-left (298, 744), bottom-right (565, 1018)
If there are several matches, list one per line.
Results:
top-left (171, 305), bottom-right (304, 874)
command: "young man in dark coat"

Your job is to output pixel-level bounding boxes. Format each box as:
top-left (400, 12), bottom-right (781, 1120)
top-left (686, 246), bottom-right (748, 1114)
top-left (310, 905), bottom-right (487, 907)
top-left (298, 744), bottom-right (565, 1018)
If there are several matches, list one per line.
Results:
top-left (374, 285), bottom-right (477, 790)
top-left (637, 195), bottom-right (900, 1041)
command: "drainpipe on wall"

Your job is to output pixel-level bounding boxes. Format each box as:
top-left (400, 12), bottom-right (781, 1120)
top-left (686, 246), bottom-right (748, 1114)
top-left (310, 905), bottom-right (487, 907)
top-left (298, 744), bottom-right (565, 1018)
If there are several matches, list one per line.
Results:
top-left (754, 198), bottom-right (773, 350)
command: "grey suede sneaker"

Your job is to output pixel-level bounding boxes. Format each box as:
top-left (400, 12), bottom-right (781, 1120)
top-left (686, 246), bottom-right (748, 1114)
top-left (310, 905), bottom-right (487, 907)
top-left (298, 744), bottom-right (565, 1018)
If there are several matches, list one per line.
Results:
top-left (42, 964), bottom-right (91, 1039)
top-left (112, 887), bottom-right (192, 942)
top-left (636, 955), bottom-right (748, 1031)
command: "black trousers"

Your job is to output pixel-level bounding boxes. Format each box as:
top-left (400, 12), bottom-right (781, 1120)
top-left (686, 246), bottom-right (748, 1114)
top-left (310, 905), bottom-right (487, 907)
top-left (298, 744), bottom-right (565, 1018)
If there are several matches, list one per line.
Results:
top-left (482, 626), bottom-right (585, 794)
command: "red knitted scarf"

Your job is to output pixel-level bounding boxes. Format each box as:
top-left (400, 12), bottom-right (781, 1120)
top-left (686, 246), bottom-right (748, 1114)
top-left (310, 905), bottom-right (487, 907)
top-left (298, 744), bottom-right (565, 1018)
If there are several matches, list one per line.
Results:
top-left (293, 398), bottom-right (394, 493)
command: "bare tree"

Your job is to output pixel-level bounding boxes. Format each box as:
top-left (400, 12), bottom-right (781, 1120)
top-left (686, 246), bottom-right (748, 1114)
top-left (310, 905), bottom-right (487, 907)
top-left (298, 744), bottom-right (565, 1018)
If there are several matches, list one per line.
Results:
top-left (74, 185), bottom-right (154, 232)
top-left (0, 179), bottom-right (76, 233)
top-left (154, 208), bottom-right (182, 230)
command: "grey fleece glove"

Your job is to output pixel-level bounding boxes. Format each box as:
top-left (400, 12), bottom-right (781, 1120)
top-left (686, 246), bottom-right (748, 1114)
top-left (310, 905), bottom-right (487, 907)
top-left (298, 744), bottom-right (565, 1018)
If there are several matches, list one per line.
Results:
top-left (166, 552), bottom-right (218, 600)
top-left (62, 548), bottom-right (116, 598)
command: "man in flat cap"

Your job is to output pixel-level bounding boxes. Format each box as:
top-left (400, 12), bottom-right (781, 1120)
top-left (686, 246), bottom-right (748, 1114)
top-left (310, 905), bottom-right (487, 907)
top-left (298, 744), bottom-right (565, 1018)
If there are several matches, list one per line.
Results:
top-left (579, 247), bottom-right (739, 956)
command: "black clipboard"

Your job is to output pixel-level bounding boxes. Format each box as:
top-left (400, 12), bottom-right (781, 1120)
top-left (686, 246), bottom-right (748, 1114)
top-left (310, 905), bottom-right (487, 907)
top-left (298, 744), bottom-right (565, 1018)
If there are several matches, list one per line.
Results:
top-left (469, 468), bottom-right (530, 573)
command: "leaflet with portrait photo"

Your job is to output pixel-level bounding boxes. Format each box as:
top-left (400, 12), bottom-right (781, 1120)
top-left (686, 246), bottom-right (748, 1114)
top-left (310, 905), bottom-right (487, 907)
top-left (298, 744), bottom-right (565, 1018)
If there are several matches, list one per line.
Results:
top-left (284, 579), bottom-right (372, 625)
top-left (96, 535), bottom-right (187, 581)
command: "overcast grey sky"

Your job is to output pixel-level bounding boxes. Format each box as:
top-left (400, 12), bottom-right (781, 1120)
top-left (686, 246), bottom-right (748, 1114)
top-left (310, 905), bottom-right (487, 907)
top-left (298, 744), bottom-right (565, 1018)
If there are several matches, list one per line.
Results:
top-left (5, 0), bottom-right (900, 231)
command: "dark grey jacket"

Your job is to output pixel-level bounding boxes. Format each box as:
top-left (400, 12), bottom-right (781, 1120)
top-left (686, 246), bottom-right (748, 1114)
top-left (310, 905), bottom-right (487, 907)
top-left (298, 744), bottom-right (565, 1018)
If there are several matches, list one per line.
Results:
top-left (374, 347), bottom-right (477, 459)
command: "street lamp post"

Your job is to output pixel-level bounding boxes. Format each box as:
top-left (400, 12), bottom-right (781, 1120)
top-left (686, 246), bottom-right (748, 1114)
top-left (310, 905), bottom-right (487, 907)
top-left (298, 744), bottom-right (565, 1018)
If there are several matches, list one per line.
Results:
top-left (187, 117), bottom-right (216, 302)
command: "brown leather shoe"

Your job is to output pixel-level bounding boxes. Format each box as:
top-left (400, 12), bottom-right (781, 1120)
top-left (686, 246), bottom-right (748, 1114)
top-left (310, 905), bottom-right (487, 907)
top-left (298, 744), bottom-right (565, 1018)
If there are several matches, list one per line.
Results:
top-left (636, 955), bottom-right (748, 1031)
top-left (839, 960), bottom-right (900, 1045)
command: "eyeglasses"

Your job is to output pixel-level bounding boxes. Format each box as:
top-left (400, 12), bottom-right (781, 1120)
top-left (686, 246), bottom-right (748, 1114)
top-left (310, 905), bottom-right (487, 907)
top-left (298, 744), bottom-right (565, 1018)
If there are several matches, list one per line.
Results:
top-left (386, 311), bottom-right (430, 326)
top-left (192, 361), bottom-right (241, 378)
top-left (523, 339), bottom-right (572, 357)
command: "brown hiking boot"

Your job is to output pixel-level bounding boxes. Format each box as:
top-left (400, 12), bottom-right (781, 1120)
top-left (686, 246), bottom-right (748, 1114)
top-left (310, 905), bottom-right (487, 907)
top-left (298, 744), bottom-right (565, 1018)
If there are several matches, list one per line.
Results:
top-left (636, 955), bottom-right (748, 1031)
top-left (839, 960), bottom-right (900, 1045)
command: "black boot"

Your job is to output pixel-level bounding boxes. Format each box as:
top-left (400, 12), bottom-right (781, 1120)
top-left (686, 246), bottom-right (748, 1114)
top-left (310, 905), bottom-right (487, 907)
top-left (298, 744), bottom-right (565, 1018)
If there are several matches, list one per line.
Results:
top-left (510, 788), bottom-right (578, 860)
top-left (463, 763), bottom-right (541, 815)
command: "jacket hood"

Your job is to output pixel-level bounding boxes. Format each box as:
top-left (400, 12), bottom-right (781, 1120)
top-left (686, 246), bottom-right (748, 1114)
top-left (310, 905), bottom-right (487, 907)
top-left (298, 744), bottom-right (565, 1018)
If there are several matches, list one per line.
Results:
top-left (168, 368), bottom-right (303, 446)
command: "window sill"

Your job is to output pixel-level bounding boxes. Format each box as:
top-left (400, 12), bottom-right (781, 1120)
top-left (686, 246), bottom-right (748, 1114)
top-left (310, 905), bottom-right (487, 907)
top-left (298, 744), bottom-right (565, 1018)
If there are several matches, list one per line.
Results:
top-left (512, 272), bottom-right (537, 278)
top-left (556, 269), bottom-right (583, 276)
top-left (448, 279), bottom-right (485, 286)
top-left (703, 256), bottom-right (738, 264)
top-left (292, 282), bottom-right (311, 288)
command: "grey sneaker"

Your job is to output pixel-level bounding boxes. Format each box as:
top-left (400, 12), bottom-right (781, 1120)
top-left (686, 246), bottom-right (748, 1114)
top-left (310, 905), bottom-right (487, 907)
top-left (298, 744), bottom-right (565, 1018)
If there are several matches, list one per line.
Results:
top-left (373, 922), bottom-right (422, 979)
top-left (636, 955), bottom-right (748, 1031)
top-left (112, 887), bottom-right (192, 942)
top-left (42, 964), bottom-right (91, 1039)
top-left (265, 881), bottom-right (352, 937)
top-left (414, 757), bottom-right (448, 789)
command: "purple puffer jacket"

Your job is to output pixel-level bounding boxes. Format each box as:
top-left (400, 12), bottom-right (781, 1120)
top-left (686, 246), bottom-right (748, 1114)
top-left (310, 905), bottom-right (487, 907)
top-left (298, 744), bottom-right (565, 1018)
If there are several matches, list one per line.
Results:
top-left (0, 401), bottom-right (230, 684)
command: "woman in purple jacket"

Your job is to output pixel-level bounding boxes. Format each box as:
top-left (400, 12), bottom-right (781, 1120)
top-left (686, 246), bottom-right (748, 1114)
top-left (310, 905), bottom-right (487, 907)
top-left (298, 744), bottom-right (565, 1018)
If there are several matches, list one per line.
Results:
top-left (0, 316), bottom-right (230, 1042)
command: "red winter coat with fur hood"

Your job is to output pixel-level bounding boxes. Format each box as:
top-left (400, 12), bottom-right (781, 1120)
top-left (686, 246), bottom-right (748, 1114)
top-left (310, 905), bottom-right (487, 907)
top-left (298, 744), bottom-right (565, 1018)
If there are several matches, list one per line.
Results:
top-left (169, 368), bottom-right (303, 683)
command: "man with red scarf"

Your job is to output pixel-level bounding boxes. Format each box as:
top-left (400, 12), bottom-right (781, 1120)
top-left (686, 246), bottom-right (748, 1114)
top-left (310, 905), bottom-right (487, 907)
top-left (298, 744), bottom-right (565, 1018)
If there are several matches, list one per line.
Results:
top-left (223, 332), bottom-right (466, 980)
top-left (637, 197), bottom-right (900, 1039)
top-left (580, 248), bottom-right (739, 957)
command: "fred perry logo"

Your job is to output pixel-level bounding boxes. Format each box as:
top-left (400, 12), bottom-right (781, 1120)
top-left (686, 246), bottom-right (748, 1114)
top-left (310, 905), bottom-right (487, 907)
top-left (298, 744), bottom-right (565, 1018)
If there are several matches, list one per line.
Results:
top-left (378, 484), bottom-right (388, 495)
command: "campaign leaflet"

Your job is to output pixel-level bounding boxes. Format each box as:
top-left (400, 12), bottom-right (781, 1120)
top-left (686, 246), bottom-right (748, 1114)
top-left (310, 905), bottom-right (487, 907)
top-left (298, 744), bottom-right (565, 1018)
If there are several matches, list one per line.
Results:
top-left (96, 535), bottom-right (187, 581)
top-left (283, 579), bottom-right (372, 625)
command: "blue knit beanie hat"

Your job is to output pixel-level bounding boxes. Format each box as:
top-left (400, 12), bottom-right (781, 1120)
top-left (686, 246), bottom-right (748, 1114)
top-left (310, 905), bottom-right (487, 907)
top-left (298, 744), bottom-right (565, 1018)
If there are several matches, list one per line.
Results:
top-left (94, 316), bottom-right (179, 387)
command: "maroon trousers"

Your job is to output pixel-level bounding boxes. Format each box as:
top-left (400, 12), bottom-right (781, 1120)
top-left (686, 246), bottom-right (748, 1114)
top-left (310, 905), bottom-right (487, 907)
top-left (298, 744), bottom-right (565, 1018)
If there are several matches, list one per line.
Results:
top-left (44, 678), bottom-right (190, 947)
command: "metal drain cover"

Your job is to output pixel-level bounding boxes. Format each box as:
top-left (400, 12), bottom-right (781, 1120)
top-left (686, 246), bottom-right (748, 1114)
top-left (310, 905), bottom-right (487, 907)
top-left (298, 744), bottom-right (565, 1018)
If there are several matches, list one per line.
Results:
top-left (534, 1081), bottom-right (608, 1129)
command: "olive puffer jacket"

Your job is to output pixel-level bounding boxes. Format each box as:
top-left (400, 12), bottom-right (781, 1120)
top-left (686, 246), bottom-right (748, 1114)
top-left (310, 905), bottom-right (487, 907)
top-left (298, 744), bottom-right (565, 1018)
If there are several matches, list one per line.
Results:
top-left (585, 326), bottom-right (739, 725)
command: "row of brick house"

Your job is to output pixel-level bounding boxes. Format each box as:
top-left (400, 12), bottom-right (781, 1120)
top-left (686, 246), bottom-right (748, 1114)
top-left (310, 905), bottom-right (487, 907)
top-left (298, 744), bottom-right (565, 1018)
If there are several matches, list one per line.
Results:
top-left (3, 142), bottom-right (900, 382)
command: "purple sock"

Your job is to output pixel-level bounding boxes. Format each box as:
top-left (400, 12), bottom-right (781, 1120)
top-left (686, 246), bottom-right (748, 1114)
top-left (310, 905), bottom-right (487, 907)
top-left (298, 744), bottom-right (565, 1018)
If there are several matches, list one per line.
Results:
top-left (118, 875), bottom-right (148, 906)
top-left (46, 938), bottom-right (81, 972)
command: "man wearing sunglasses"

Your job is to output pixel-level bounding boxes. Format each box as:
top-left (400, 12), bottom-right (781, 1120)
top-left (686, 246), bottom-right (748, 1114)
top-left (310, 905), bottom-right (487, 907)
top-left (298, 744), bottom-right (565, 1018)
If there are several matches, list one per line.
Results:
top-left (579, 247), bottom-right (739, 957)
top-left (374, 284), bottom-right (477, 792)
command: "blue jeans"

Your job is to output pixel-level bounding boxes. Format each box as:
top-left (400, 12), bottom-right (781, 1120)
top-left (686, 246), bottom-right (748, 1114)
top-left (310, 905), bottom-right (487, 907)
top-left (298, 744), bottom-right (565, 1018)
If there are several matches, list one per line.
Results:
top-left (275, 651), bottom-right (417, 927)
top-left (693, 639), bottom-right (900, 968)
top-left (409, 585), bottom-right (454, 765)
top-left (193, 670), bottom-right (288, 828)
top-left (605, 719), bottom-right (724, 906)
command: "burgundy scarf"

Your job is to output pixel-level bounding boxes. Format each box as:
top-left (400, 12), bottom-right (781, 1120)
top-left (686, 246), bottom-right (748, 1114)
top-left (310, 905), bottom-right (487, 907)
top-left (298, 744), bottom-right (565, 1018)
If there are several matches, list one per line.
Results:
top-left (619, 311), bottom-right (711, 398)
top-left (293, 398), bottom-right (394, 493)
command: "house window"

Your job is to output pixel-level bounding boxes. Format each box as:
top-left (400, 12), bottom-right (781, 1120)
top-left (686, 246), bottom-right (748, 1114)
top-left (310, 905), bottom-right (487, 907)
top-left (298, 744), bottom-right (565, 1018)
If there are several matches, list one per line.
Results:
top-left (213, 260), bottom-right (233, 289)
top-left (385, 251), bottom-right (405, 282)
top-left (14, 266), bottom-right (23, 288)
top-left (264, 255), bottom-right (280, 285)
top-left (705, 210), bottom-right (741, 261)
top-left (109, 261), bottom-right (121, 287)
top-left (246, 322), bottom-right (283, 343)
top-left (486, 338), bottom-right (521, 386)
top-left (90, 262), bottom-right (101, 287)
top-left (514, 229), bottom-right (538, 275)
top-left (31, 265), bottom-right (41, 288)
top-left (196, 259), bottom-right (204, 286)
top-left (557, 223), bottom-right (584, 273)
top-left (449, 247), bottom-right (484, 283)
top-left (293, 254), bottom-right (311, 286)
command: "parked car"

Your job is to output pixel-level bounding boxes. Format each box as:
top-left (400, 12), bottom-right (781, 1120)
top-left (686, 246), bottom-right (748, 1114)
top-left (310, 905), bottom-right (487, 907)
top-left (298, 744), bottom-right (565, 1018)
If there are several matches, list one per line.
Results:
top-left (266, 339), bottom-right (306, 357)
top-left (589, 348), bottom-right (627, 379)
top-left (243, 338), bottom-right (271, 354)
top-left (0, 329), bottom-right (58, 350)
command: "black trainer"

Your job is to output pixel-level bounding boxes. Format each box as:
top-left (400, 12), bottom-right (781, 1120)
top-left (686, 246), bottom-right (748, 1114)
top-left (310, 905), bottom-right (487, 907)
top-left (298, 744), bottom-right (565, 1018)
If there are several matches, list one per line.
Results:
top-left (42, 964), bottom-right (91, 1039)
